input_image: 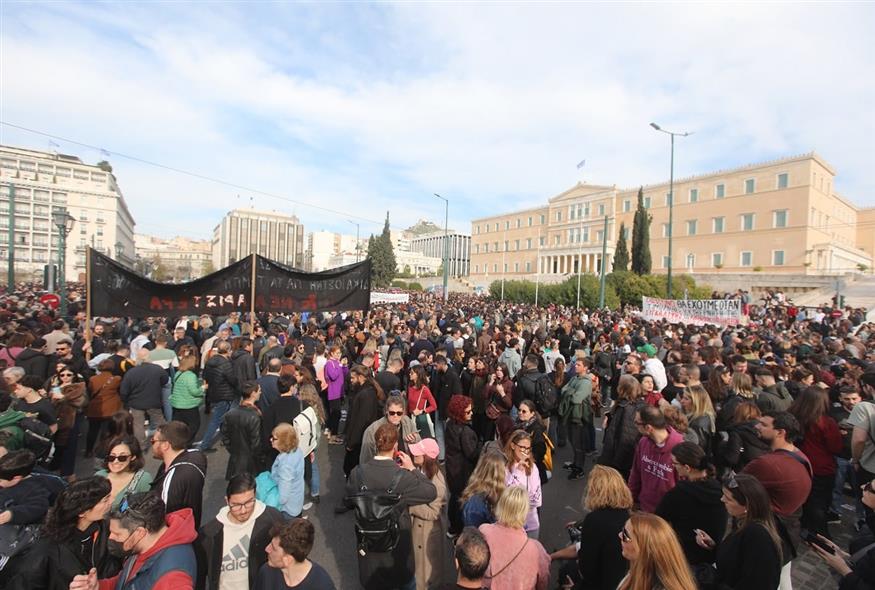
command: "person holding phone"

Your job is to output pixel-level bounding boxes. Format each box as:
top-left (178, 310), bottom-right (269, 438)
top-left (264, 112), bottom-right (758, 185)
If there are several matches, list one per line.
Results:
top-left (694, 473), bottom-right (783, 590)
top-left (809, 481), bottom-right (875, 589)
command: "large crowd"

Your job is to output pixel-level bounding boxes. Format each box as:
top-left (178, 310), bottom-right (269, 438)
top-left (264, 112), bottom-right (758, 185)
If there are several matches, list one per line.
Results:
top-left (0, 281), bottom-right (873, 590)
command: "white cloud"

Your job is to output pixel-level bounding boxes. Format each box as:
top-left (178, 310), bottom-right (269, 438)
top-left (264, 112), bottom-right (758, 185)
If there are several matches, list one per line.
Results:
top-left (1, 2), bottom-right (873, 242)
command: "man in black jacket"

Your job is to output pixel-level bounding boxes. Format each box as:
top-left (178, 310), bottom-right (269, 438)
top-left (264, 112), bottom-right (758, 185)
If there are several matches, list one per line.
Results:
top-left (150, 421), bottom-right (207, 525)
top-left (200, 340), bottom-right (238, 451)
top-left (196, 473), bottom-right (284, 590)
top-left (14, 338), bottom-right (50, 381)
top-left (120, 349), bottom-right (169, 443)
top-left (345, 422), bottom-right (437, 590)
top-left (231, 338), bottom-right (258, 396)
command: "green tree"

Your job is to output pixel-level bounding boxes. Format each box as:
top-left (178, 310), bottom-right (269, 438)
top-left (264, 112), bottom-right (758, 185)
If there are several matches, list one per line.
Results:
top-left (613, 222), bottom-right (629, 272)
top-left (150, 254), bottom-right (170, 282)
top-left (367, 213), bottom-right (396, 288)
top-left (96, 160), bottom-right (113, 173)
top-left (631, 187), bottom-right (652, 275)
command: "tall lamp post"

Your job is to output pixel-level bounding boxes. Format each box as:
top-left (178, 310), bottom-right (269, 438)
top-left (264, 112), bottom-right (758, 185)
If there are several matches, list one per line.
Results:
top-left (347, 220), bottom-right (361, 262)
top-left (650, 122), bottom-right (692, 299)
top-left (433, 193), bottom-right (449, 304)
top-left (52, 207), bottom-right (75, 318)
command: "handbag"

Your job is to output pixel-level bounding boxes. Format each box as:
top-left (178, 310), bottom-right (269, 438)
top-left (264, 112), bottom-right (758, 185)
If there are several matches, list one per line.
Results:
top-left (486, 401), bottom-right (503, 420)
top-left (255, 471), bottom-right (281, 509)
top-left (414, 391), bottom-right (435, 439)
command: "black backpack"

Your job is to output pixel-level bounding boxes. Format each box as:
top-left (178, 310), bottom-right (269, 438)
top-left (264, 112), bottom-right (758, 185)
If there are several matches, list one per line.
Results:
top-left (532, 374), bottom-right (558, 415)
top-left (345, 469), bottom-right (405, 555)
top-left (19, 417), bottom-right (55, 464)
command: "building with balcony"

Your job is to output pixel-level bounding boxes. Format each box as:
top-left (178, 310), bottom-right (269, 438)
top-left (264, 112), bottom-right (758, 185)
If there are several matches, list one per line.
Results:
top-left (212, 208), bottom-right (305, 269)
top-left (134, 234), bottom-right (213, 281)
top-left (470, 153), bottom-right (873, 285)
top-left (0, 145), bottom-right (136, 283)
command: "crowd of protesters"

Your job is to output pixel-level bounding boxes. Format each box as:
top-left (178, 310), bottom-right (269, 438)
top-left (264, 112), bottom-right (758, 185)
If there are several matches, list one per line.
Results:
top-left (0, 280), bottom-right (873, 589)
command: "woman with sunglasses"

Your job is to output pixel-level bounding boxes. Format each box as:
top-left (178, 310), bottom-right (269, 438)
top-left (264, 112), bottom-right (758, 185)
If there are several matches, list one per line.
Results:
top-left (46, 362), bottom-right (87, 479)
top-left (810, 481), bottom-right (875, 588)
top-left (694, 473), bottom-right (783, 590)
top-left (95, 435), bottom-right (153, 509)
top-left (617, 512), bottom-right (697, 590)
top-left (445, 394), bottom-right (482, 536)
top-left (504, 429), bottom-right (542, 539)
top-left (4, 476), bottom-right (121, 590)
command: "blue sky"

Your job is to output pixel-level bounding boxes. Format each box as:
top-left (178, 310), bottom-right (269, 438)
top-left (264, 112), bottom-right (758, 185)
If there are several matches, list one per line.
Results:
top-left (1, 2), bottom-right (873, 241)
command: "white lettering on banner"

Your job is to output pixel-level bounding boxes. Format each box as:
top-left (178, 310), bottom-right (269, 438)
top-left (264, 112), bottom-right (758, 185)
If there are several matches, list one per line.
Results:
top-left (641, 297), bottom-right (743, 327)
top-left (370, 292), bottom-right (410, 304)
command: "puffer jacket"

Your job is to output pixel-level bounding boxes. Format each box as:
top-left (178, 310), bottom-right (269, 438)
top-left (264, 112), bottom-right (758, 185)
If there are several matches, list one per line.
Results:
top-left (203, 354), bottom-right (237, 403)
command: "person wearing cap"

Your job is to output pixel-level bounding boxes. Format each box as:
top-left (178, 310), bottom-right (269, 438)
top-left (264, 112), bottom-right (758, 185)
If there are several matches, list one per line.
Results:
top-left (636, 343), bottom-right (667, 392)
top-left (409, 437), bottom-right (447, 590)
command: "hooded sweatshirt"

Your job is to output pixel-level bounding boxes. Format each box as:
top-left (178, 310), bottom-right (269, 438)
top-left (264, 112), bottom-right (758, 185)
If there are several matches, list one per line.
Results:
top-left (215, 503), bottom-right (259, 590)
top-left (0, 408), bottom-right (26, 450)
top-left (655, 479), bottom-right (727, 565)
top-left (628, 427), bottom-right (684, 512)
top-left (99, 508), bottom-right (197, 590)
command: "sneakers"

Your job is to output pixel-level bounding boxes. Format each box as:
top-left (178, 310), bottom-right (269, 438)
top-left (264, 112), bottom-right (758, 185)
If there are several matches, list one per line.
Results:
top-left (826, 510), bottom-right (842, 524)
top-left (568, 468), bottom-right (586, 481)
top-left (329, 436), bottom-right (345, 445)
top-left (311, 495), bottom-right (320, 505)
top-left (562, 461), bottom-right (574, 471)
top-left (302, 502), bottom-right (313, 511)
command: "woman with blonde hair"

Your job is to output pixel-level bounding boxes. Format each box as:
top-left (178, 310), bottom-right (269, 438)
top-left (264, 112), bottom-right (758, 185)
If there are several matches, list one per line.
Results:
top-left (549, 465), bottom-right (632, 590)
top-left (504, 429), bottom-right (542, 538)
top-left (679, 384), bottom-right (716, 454)
top-left (598, 375), bottom-right (644, 479)
top-left (479, 486), bottom-right (551, 590)
top-left (617, 512), bottom-right (697, 590)
top-left (270, 422), bottom-right (305, 518)
top-left (461, 451), bottom-right (507, 528)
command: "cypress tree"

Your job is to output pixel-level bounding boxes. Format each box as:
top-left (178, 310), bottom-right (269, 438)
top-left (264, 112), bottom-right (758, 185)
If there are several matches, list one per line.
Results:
top-left (367, 213), bottom-right (397, 287)
top-left (613, 222), bottom-right (629, 272)
top-left (631, 187), bottom-right (652, 275)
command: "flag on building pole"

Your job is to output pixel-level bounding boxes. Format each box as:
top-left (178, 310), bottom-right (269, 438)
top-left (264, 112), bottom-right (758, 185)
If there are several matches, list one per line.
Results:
top-left (576, 159), bottom-right (586, 170)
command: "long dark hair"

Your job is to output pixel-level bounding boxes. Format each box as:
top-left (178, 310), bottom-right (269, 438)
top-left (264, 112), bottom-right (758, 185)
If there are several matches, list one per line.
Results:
top-left (705, 365), bottom-right (729, 405)
top-left (724, 473), bottom-right (782, 562)
top-left (42, 476), bottom-right (111, 542)
top-left (351, 364), bottom-right (385, 402)
top-left (789, 386), bottom-right (830, 432)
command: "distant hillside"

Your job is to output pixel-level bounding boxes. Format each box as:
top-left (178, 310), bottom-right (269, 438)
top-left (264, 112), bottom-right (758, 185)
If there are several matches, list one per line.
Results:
top-left (406, 219), bottom-right (444, 236)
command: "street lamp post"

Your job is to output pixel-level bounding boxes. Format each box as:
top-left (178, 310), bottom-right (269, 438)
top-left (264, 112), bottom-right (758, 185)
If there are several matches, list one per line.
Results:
top-left (347, 220), bottom-right (361, 262)
top-left (433, 194), bottom-right (449, 304)
top-left (51, 207), bottom-right (75, 319)
top-left (650, 122), bottom-right (692, 299)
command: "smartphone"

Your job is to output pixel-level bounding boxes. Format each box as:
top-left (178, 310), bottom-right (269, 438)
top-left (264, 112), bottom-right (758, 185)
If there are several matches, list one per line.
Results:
top-left (393, 451), bottom-right (403, 466)
top-left (804, 532), bottom-right (835, 554)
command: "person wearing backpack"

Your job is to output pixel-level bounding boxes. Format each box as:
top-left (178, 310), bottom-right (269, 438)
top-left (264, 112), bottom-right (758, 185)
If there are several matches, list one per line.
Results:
top-left (558, 357), bottom-right (593, 480)
top-left (344, 422), bottom-right (437, 590)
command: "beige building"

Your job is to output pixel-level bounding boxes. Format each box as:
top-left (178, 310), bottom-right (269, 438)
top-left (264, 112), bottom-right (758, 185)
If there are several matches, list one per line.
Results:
top-left (306, 230), bottom-right (365, 271)
top-left (134, 234), bottom-right (213, 281)
top-left (470, 153), bottom-right (873, 284)
top-left (0, 145), bottom-right (136, 282)
top-left (212, 208), bottom-right (305, 269)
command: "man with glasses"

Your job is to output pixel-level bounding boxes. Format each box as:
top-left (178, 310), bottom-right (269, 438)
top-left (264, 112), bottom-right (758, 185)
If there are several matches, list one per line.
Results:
top-left (195, 473), bottom-right (284, 590)
top-left (358, 394), bottom-right (421, 466)
top-left (149, 421), bottom-right (207, 525)
top-left (53, 338), bottom-right (92, 380)
top-left (69, 492), bottom-right (197, 590)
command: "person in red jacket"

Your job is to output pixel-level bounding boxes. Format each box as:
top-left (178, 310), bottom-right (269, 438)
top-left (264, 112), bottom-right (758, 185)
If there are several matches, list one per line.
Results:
top-left (69, 493), bottom-right (197, 590)
top-left (790, 387), bottom-right (843, 538)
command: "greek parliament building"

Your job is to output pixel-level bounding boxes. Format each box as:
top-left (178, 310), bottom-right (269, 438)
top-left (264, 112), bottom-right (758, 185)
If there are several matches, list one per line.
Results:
top-left (0, 145), bottom-right (136, 282)
top-left (211, 208), bottom-right (305, 268)
top-left (470, 153), bottom-right (875, 285)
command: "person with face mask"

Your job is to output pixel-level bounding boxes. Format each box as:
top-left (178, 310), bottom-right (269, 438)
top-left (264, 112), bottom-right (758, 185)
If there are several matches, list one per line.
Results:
top-left (68, 492), bottom-right (197, 590)
top-left (3, 476), bottom-right (121, 590)
top-left (195, 473), bottom-right (285, 590)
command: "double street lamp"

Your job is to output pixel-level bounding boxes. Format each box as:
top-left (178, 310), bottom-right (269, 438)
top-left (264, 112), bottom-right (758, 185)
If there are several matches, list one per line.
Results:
top-left (51, 207), bottom-right (75, 318)
top-left (650, 122), bottom-right (692, 299)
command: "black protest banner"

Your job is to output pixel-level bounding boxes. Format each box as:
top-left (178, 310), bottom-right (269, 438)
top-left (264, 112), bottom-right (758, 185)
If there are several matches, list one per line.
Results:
top-left (255, 256), bottom-right (371, 313)
top-left (89, 249), bottom-right (252, 317)
top-left (89, 249), bottom-right (371, 317)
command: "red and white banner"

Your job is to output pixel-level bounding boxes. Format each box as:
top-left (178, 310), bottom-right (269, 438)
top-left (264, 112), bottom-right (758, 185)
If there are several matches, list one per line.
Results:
top-left (641, 297), bottom-right (743, 327)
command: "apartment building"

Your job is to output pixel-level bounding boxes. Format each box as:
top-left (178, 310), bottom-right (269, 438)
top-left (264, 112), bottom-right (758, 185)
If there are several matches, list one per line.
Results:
top-left (134, 234), bottom-right (213, 281)
top-left (212, 208), bottom-right (305, 268)
top-left (470, 153), bottom-right (872, 283)
top-left (0, 145), bottom-right (136, 281)
top-left (409, 231), bottom-right (471, 277)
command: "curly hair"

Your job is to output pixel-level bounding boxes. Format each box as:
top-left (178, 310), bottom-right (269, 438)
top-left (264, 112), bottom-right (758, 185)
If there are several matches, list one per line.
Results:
top-left (42, 476), bottom-right (111, 542)
top-left (447, 394), bottom-right (472, 423)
